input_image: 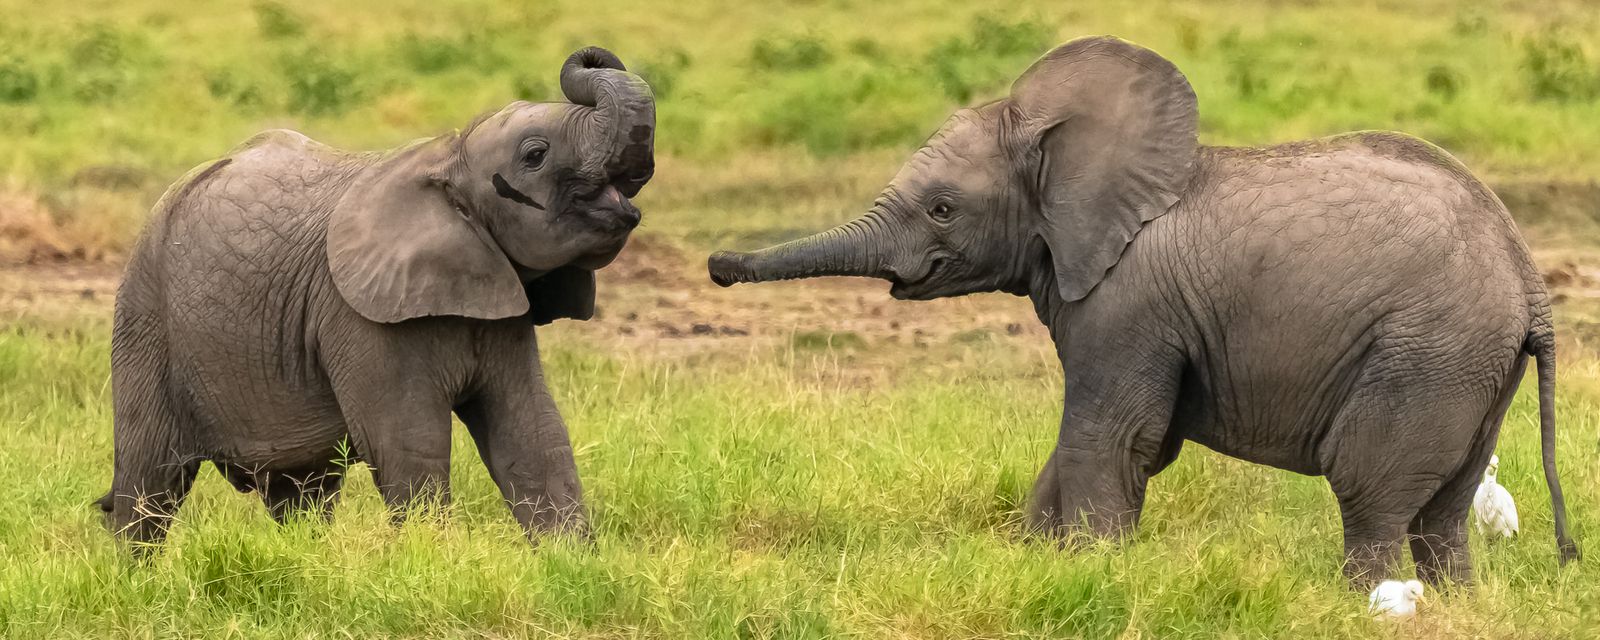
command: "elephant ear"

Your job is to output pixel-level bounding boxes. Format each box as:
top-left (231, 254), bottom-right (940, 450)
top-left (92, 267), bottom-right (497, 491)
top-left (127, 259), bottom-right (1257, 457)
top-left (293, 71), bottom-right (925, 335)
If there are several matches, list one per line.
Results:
top-left (524, 265), bottom-right (596, 325)
top-left (1009, 36), bottom-right (1198, 302)
top-left (327, 138), bottom-right (528, 323)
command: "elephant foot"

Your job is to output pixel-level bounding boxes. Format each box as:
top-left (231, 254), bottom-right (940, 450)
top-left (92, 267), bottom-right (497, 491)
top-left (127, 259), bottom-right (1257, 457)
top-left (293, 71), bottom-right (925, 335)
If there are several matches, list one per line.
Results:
top-left (1025, 446), bottom-right (1145, 545)
top-left (1024, 500), bottom-right (1139, 550)
top-left (517, 492), bottom-right (592, 547)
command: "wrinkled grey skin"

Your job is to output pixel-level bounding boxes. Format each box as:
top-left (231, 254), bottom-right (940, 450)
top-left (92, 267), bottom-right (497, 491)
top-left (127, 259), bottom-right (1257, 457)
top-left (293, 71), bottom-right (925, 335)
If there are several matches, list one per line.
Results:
top-left (708, 36), bottom-right (1577, 587)
top-left (99, 47), bottom-right (654, 549)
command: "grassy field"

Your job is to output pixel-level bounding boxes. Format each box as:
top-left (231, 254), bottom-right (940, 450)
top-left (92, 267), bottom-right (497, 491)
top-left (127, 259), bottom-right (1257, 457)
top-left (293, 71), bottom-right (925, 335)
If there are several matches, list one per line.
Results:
top-left (1, 312), bottom-right (1598, 638)
top-left (2, 308), bottom-right (1599, 637)
top-left (3, 0), bottom-right (1600, 637)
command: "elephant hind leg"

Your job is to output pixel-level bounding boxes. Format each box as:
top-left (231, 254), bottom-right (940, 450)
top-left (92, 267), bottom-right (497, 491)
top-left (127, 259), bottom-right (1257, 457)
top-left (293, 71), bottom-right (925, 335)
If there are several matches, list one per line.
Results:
top-left (106, 438), bottom-right (201, 549)
top-left (1407, 490), bottom-right (1474, 589)
top-left (216, 462), bottom-right (346, 523)
top-left (1410, 354), bottom-right (1526, 587)
top-left (1325, 384), bottom-right (1500, 588)
top-left (107, 307), bottom-right (200, 549)
top-left (1334, 494), bottom-right (1418, 590)
top-left (258, 466), bottom-right (345, 524)
top-left (1407, 457), bottom-right (1491, 588)
top-left (1323, 381), bottom-right (1472, 588)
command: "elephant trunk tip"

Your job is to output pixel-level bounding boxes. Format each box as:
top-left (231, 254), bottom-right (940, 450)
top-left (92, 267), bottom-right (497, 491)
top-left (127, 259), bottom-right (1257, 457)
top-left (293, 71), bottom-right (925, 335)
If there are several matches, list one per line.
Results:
top-left (707, 251), bottom-right (750, 287)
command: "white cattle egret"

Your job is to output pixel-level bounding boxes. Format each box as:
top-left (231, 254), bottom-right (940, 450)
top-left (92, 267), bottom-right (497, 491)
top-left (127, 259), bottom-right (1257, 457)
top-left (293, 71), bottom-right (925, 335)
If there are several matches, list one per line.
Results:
top-left (1473, 454), bottom-right (1519, 539)
top-left (1368, 579), bottom-right (1424, 619)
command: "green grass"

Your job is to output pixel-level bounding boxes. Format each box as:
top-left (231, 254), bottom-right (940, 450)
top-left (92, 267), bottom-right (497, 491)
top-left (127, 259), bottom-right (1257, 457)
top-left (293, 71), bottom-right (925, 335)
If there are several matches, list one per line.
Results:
top-left (2, 320), bottom-right (1597, 638)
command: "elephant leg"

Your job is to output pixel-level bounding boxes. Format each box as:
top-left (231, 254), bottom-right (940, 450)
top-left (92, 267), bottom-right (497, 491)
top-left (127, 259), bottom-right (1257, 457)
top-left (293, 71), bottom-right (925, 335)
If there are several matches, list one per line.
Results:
top-left (1407, 449), bottom-right (1493, 588)
top-left (105, 308), bottom-right (199, 548)
top-left (1334, 497), bottom-right (1414, 591)
top-left (1324, 355), bottom-right (1490, 589)
top-left (1411, 356), bottom-right (1521, 587)
top-left (1033, 442), bottom-right (1157, 539)
top-left (1407, 497), bottom-right (1473, 588)
top-left (1028, 348), bottom-right (1182, 541)
top-left (1330, 426), bottom-right (1445, 591)
top-left (104, 454), bottom-right (200, 549)
top-left (1027, 447), bottom-right (1063, 528)
top-left (258, 465), bottom-right (346, 524)
top-left (329, 369), bottom-right (453, 524)
top-left (455, 329), bottom-right (589, 540)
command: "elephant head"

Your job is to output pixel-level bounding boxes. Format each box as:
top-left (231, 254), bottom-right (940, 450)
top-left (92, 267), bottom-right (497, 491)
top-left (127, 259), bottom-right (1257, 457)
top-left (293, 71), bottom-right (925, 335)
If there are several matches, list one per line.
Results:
top-left (329, 46), bottom-right (655, 324)
top-left (708, 36), bottom-right (1196, 303)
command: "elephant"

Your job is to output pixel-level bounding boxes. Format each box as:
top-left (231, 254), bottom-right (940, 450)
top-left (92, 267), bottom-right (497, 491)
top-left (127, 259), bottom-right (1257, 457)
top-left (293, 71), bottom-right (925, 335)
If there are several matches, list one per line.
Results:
top-left (708, 36), bottom-right (1578, 587)
top-left (97, 46), bottom-right (654, 548)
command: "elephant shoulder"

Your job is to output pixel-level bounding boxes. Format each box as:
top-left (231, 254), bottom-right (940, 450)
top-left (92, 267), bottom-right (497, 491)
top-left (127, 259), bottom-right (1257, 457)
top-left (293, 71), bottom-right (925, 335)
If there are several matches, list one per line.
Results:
top-left (1207, 132), bottom-right (1469, 177)
top-left (1186, 134), bottom-right (1515, 252)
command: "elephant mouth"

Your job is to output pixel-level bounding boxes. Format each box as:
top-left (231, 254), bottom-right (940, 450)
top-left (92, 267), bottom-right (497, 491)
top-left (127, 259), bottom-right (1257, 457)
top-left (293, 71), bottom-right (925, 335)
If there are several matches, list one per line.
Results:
top-left (888, 257), bottom-right (947, 300)
top-left (570, 206), bottom-right (640, 236)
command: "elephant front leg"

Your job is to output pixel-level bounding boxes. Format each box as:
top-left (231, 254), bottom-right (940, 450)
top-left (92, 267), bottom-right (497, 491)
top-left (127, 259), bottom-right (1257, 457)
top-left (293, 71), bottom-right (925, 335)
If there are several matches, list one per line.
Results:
top-left (1028, 440), bottom-right (1156, 541)
top-left (329, 371), bottom-right (454, 523)
top-left (455, 331), bottom-right (589, 541)
top-left (1027, 354), bottom-right (1181, 542)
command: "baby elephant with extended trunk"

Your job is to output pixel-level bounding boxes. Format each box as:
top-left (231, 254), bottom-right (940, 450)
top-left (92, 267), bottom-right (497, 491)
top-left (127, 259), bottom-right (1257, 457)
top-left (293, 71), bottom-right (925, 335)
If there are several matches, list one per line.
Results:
top-left (708, 36), bottom-right (1577, 587)
top-left (102, 47), bottom-right (654, 547)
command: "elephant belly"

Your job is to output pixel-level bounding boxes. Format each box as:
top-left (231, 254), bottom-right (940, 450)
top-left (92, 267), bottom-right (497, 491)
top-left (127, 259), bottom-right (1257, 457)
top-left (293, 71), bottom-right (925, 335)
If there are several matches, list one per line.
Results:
top-left (185, 377), bottom-right (351, 469)
top-left (1182, 425), bottom-right (1324, 476)
top-left (167, 315), bottom-right (352, 470)
top-left (1174, 400), bottom-right (1327, 476)
top-left (1174, 293), bottom-right (1523, 478)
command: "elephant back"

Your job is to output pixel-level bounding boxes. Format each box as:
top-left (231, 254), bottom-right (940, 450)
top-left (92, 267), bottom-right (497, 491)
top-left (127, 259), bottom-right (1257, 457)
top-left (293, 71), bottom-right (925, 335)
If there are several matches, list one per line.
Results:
top-left (145, 131), bottom-right (367, 257)
top-left (127, 128), bottom-right (371, 327)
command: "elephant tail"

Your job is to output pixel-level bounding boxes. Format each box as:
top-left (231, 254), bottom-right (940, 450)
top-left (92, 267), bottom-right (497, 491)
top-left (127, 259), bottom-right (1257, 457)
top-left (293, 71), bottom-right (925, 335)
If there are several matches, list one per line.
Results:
top-left (1527, 328), bottom-right (1580, 565)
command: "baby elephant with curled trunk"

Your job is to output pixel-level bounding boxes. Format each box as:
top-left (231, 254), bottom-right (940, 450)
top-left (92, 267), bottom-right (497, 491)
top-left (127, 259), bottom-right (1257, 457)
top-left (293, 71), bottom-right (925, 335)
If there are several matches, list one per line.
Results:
top-left (709, 36), bottom-right (1577, 587)
top-left (100, 47), bottom-right (654, 548)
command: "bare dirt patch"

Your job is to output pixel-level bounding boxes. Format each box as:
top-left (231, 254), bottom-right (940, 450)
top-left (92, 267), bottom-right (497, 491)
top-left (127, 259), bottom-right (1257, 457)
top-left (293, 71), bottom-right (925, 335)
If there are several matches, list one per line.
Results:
top-left (0, 233), bottom-right (1051, 364)
top-left (573, 234), bottom-right (1050, 358)
top-left (0, 191), bottom-right (79, 265)
top-left (8, 231), bottom-right (1600, 373)
top-left (1542, 259), bottom-right (1600, 303)
top-left (0, 262), bottom-right (121, 324)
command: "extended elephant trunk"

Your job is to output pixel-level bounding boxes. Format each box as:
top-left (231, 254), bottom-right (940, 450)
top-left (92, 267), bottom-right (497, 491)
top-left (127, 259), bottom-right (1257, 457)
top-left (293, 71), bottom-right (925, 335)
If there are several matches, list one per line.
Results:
top-left (560, 47), bottom-right (655, 187)
top-left (709, 211), bottom-right (890, 286)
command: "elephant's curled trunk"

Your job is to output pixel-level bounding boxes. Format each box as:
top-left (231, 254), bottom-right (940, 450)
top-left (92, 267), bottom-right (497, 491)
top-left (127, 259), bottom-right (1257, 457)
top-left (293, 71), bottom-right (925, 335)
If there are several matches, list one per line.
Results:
top-left (561, 47), bottom-right (655, 186)
top-left (708, 212), bottom-right (890, 287)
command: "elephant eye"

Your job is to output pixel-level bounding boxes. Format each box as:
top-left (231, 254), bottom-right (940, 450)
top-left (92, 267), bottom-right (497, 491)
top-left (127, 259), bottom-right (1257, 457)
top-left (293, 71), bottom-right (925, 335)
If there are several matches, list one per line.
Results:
top-left (524, 147), bottom-right (548, 169)
top-left (929, 202), bottom-right (954, 221)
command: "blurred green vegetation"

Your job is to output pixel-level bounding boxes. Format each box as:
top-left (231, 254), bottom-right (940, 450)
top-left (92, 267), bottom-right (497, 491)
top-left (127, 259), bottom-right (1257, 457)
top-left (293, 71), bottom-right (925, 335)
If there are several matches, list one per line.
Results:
top-left (0, 1), bottom-right (1597, 243)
